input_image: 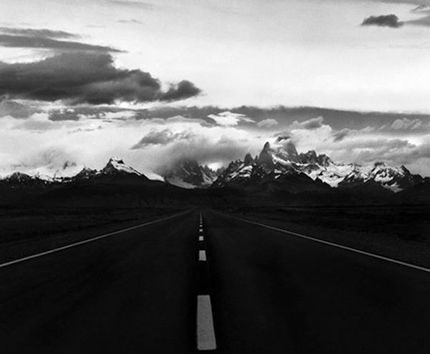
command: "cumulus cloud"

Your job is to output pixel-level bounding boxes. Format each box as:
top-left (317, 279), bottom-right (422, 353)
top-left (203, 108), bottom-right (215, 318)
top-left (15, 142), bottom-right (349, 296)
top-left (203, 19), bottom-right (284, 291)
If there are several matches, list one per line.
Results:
top-left (361, 4), bottom-right (430, 29)
top-left (257, 118), bottom-right (278, 128)
top-left (361, 14), bottom-right (403, 28)
top-left (161, 81), bottom-right (201, 102)
top-left (391, 117), bottom-right (423, 130)
top-left (208, 111), bottom-right (255, 126)
top-left (0, 52), bottom-right (201, 104)
top-left (291, 116), bottom-right (325, 130)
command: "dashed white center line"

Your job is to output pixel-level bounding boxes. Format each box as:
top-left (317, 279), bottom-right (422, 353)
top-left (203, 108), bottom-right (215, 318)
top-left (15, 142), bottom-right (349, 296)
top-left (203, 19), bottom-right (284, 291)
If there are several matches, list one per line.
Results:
top-left (197, 295), bottom-right (217, 351)
top-left (199, 250), bottom-right (207, 261)
top-left (199, 236), bottom-right (204, 241)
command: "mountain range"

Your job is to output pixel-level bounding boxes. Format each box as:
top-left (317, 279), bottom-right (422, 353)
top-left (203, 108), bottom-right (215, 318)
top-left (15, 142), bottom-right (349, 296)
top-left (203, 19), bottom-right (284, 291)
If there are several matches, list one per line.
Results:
top-left (212, 137), bottom-right (424, 194)
top-left (0, 141), bottom-right (428, 206)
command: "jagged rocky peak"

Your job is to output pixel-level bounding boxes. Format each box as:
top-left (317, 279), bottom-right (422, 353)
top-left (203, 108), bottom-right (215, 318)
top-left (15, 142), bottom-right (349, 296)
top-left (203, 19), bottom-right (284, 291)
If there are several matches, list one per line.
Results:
top-left (300, 150), bottom-right (332, 167)
top-left (244, 153), bottom-right (254, 165)
top-left (300, 150), bottom-right (318, 163)
top-left (317, 154), bottom-right (332, 167)
top-left (161, 157), bottom-right (219, 189)
top-left (258, 142), bottom-right (275, 168)
top-left (213, 138), bottom-right (425, 193)
top-left (258, 137), bottom-right (301, 166)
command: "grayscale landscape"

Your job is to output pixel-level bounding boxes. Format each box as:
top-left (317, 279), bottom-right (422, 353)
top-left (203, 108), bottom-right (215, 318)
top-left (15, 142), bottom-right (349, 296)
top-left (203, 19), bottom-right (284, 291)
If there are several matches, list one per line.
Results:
top-left (0, 0), bottom-right (430, 353)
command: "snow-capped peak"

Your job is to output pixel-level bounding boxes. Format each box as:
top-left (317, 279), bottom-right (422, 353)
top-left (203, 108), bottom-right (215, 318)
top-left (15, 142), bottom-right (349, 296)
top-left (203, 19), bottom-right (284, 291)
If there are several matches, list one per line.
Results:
top-left (213, 141), bottom-right (423, 192)
top-left (101, 158), bottom-right (142, 176)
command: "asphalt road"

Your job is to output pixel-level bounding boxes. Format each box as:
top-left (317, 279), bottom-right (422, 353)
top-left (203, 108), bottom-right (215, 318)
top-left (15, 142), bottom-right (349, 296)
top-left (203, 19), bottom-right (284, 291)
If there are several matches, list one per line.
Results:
top-left (1, 209), bottom-right (430, 353)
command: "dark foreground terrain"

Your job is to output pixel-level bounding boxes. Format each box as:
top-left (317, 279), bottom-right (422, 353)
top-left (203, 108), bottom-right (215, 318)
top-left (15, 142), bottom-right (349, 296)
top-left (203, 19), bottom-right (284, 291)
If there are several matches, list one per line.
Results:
top-left (1, 207), bottom-right (430, 353)
top-left (0, 206), bottom-right (184, 264)
top-left (223, 204), bottom-right (430, 268)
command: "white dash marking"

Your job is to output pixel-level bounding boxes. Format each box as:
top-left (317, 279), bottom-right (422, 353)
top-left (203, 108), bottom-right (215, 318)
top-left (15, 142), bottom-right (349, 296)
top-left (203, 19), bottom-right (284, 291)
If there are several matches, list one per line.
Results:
top-left (197, 295), bottom-right (217, 351)
top-left (199, 250), bottom-right (207, 261)
top-left (199, 228), bottom-right (203, 233)
top-left (199, 236), bottom-right (204, 241)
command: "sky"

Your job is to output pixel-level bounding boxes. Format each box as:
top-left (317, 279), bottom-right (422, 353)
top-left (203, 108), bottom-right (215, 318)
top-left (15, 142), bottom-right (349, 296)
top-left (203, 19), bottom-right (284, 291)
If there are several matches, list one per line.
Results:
top-left (0, 0), bottom-right (430, 178)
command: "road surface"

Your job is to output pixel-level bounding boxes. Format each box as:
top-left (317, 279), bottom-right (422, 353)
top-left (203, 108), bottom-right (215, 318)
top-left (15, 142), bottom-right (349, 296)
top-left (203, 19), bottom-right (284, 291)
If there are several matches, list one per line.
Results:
top-left (1, 209), bottom-right (430, 353)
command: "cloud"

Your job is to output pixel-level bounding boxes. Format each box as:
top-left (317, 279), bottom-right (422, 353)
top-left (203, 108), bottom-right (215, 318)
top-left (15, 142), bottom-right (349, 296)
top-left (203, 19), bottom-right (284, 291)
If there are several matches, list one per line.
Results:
top-left (108, 0), bottom-right (155, 9)
top-left (131, 129), bottom-right (195, 148)
top-left (0, 52), bottom-right (201, 104)
top-left (403, 4), bottom-right (430, 27)
top-left (0, 99), bottom-right (38, 118)
top-left (406, 15), bottom-right (430, 27)
top-left (360, 4), bottom-right (430, 29)
top-left (101, 111), bottom-right (137, 121)
top-left (160, 81), bottom-right (202, 102)
top-left (208, 111), bottom-right (255, 126)
top-left (361, 14), bottom-right (403, 28)
top-left (0, 27), bottom-right (78, 39)
top-left (117, 19), bottom-right (145, 25)
top-left (0, 34), bottom-right (121, 53)
top-left (291, 116), bottom-right (324, 130)
top-left (391, 117), bottom-right (423, 130)
top-left (257, 118), bottom-right (278, 128)
top-left (13, 112), bottom-right (57, 131)
top-left (1, 103), bottom-right (429, 178)
top-left (331, 126), bottom-right (375, 142)
top-left (332, 128), bottom-right (351, 142)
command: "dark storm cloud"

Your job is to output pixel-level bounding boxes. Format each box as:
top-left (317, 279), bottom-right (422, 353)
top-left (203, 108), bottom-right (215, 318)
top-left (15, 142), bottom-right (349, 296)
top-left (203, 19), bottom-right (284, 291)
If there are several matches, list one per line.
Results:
top-left (0, 52), bottom-right (201, 104)
top-left (0, 34), bottom-right (121, 52)
top-left (160, 81), bottom-right (202, 102)
top-left (0, 27), bottom-right (78, 39)
top-left (361, 14), bottom-right (404, 28)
